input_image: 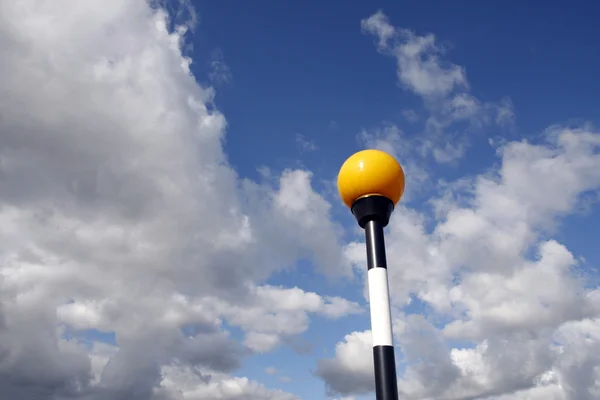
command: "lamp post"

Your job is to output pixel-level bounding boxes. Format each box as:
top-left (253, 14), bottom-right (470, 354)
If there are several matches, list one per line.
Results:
top-left (337, 149), bottom-right (405, 400)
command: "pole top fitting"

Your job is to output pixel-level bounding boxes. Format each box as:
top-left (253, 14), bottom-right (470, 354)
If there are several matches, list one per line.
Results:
top-left (337, 149), bottom-right (405, 209)
top-left (351, 195), bottom-right (394, 228)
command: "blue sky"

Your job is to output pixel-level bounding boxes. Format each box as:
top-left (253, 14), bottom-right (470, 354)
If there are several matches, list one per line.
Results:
top-left (182, 1), bottom-right (600, 398)
top-left (192, 0), bottom-right (600, 175)
top-left (192, 0), bottom-right (600, 260)
top-left (2, 0), bottom-right (600, 399)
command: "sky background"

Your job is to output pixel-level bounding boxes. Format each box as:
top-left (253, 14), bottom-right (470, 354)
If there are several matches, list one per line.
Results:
top-left (1, 0), bottom-right (600, 399)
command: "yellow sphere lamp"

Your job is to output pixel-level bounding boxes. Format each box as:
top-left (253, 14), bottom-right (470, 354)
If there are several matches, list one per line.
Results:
top-left (337, 149), bottom-right (405, 228)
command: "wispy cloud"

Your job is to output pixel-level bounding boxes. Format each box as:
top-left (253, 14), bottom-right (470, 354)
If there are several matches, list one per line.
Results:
top-left (361, 11), bottom-right (515, 163)
top-left (295, 133), bottom-right (318, 153)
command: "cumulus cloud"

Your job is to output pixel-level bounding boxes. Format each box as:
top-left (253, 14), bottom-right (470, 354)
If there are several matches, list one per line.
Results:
top-left (155, 367), bottom-right (299, 400)
top-left (157, 366), bottom-right (300, 400)
top-left (320, 126), bottom-right (600, 399)
top-left (4, 2), bottom-right (599, 399)
top-left (0, 0), bottom-right (356, 398)
top-left (315, 331), bottom-right (375, 396)
top-left (212, 285), bottom-right (361, 353)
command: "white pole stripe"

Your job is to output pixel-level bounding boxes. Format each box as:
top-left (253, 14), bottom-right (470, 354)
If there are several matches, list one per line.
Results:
top-left (367, 267), bottom-right (393, 346)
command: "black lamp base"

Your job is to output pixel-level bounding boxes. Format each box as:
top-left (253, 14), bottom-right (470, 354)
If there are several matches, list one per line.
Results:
top-left (351, 195), bottom-right (394, 229)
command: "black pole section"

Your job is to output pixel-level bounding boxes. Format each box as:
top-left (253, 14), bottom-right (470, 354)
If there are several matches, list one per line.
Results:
top-left (351, 195), bottom-right (399, 400)
top-left (365, 220), bottom-right (387, 270)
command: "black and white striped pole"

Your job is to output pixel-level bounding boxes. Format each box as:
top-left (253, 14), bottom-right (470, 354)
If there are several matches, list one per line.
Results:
top-left (337, 149), bottom-right (405, 400)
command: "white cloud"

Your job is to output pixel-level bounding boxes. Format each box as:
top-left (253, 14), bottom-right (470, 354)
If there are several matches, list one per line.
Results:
top-left (157, 366), bottom-right (299, 400)
top-left (362, 11), bottom-right (467, 99)
top-left (361, 11), bottom-right (515, 163)
top-left (210, 285), bottom-right (362, 352)
top-left (315, 331), bottom-right (374, 395)
top-left (321, 126), bottom-right (600, 399)
top-left (361, 10), bottom-right (467, 99)
top-left (0, 0), bottom-right (355, 398)
top-left (4, 2), bottom-right (599, 400)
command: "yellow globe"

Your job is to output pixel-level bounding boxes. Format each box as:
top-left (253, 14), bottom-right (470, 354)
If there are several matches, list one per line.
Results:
top-left (337, 149), bottom-right (405, 209)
